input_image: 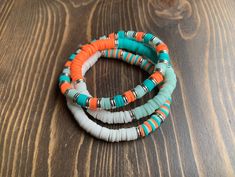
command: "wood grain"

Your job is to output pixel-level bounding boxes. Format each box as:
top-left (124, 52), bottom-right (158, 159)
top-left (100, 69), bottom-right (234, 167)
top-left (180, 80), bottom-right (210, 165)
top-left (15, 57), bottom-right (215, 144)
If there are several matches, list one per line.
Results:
top-left (0, 0), bottom-right (235, 176)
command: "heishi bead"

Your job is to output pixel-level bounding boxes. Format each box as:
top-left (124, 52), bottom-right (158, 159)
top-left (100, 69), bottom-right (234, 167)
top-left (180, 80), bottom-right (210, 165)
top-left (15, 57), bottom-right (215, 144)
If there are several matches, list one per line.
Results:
top-left (143, 79), bottom-right (155, 91)
top-left (59, 74), bottom-right (71, 84)
top-left (62, 68), bottom-right (70, 75)
top-left (134, 85), bottom-right (146, 99)
top-left (66, 89), bottom-right (78, 99)
top-left (76, 94), bottom-right (89, 107)
top-left (69, 53), bottom-right (77, 61)
top-left (158, 52), bottom-right (170, 62)
top-left (152, 37), bottom-right (162, 45)
top-left (113, 95), bottom-right (125, 108)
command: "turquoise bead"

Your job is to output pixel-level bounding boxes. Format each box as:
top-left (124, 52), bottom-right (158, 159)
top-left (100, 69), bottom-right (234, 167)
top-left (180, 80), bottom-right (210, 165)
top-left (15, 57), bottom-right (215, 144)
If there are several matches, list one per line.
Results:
top-left (69, 53), bottom-right (76, 61)
top-left (152, 115), bottom-right (162, 126)
top-left (114, 95), bottom-right (125, 108)
top-left (142, 124), bottom-right (150, 135)
top-left (116, 49), bottom-right (120, 58)
top-left (143, 33), bottom-right (154, 43)
top-left (148, 119), bottom-right (156, 131)
top-left (118, 38), bottom-right (158, 62)
top-left (59, 75), bottom-right (70, 83)
top-left (159, 53), bottom-right (170, 61)
top-left (128, 53), bottom-right (134, 63)
top-left (143, 79), bottom-right (155, 91)
top-left (76, 94), bottom-right (89, 106)
top-left (133, 55), bottom-right (140, 65)
top-left (159, 107), bottom-right (168, 115)
top-left (117, 31), bottom-right (125, 38)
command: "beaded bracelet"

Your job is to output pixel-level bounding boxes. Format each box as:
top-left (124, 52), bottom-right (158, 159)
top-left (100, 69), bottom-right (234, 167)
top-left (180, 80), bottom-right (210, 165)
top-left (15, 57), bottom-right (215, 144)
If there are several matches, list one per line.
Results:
top-left (66, 52), bottom-right (172, 142)
top-left (60, 41), bottom-right (176, 123)
top-left (60, 31), bottom-right (170, 110)
top-left (59, 31), bottom-right (176, 141)
top-left (75, 49), bottom-right (176, 124)
top-left (60, 36), bottom-right (176, 123)
top-left (61, 39), bottom-right (164, 110)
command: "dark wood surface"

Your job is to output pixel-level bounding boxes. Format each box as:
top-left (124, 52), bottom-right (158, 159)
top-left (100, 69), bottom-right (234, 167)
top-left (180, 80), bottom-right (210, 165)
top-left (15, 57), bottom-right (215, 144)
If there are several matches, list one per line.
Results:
top-left (0, 0), bottom-right (235, 176)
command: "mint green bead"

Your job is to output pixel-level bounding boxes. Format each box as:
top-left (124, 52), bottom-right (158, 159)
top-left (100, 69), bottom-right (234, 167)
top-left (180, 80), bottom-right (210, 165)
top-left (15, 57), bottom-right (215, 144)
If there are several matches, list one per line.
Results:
top-left (62, 68), bottom-right (70, 75)
top-left (152, 37), bottom-right (162, 45)
top-left (66, 89), bottom-right (78, 99)
top-left (133, 107), bottom-right (147, 120)
top-left (101, 98), bottom-right (111, 109)
top-left (126, 31), bottom-right (135, 39)
top-left (153, 95), bottom-right (166, 107)
top-left (143, 103), bottom-right (155, 115)
top-left (155, 63), bottom-right (167, 73)
top-left (134, 85), bottom-right (146, 99)
top-left (99, 35), bottom-right (107, 39)
top-left (148, 99), bottom-right (159, 109)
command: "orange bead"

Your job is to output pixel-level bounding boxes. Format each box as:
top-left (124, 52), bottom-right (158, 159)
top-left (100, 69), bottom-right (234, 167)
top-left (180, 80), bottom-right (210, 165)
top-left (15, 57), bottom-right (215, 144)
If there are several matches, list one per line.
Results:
top-left (64, 61), bottom-right (72, 67)
top-left (89, 98), bottom-right (98, 110)
top-left (135, 32), bottom-right (144, 41)
top-left (138, 126), bottom-right (145, 137)
top-left (60, 82), bottom-right (71, 94)
top-left (108, 33), bottom-right (115, 39)
top-left (144, 121), bottom-right (152, 132)
top-left (150, 71), bottom-right (164, 83)
top-left (124, 90), bottom-right (136, 103)
top-left (156, 43), bottom-right (169, 52)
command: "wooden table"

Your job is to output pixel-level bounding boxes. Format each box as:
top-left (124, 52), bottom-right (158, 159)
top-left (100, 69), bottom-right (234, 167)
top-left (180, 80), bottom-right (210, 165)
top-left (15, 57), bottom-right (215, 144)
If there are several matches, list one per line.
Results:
top-left (0, 0), bottom-right (234, 176)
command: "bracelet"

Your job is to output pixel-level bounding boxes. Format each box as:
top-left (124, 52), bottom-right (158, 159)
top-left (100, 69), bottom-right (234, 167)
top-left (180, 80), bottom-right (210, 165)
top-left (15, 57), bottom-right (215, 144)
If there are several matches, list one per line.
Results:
top-left (66, 50), bottom-right (174, 141)
top-left (60, 35), bottom-right (176, 121)
top-left (60, 31), bottom-right (170, 109)
top-left (75, 49), bottom-right (175, 124)
top-left (60, 40), bottom-right (176, 122)
top-left (59, 31), bottom-right (176, 142)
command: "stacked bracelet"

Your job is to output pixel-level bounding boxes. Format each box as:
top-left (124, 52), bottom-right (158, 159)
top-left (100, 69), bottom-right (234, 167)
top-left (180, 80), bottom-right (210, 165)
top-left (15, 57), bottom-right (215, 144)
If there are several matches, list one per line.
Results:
top-left (59, 30), bottom-right (176, 142)
top-left (66, 51), bottom-right (172, 141)
top-left (60, 31), bottom-right (170, 110)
